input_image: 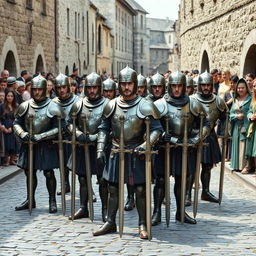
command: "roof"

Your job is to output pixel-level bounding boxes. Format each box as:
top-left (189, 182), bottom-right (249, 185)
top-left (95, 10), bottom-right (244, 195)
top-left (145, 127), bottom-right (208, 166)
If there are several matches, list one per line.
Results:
top-left (126, 0), bottom-right (148, 14)
top-left (147, 17), bottom-right (174, 31)
top-left (117, 0), bottom-right (137, 16)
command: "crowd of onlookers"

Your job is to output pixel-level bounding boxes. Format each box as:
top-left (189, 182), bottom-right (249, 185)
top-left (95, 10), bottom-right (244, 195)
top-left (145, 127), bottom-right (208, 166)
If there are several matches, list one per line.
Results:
top-left (0, 67), bottom-right (255, 178)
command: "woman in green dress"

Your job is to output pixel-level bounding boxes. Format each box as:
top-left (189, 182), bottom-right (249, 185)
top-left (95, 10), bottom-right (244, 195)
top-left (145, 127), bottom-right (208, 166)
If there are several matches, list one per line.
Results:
top-left (245, 80), bottom-right (256, 174)
top-left (230, 78), bottom-right (251, 171)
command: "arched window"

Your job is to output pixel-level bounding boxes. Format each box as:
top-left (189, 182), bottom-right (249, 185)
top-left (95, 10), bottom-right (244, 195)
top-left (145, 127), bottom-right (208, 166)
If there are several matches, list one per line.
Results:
top-left (4, 51), bottom-right (17, 76)
top-left (98, 25), bottom-right (102, 54)
top-left (35, 55), bottom-right (44, 73)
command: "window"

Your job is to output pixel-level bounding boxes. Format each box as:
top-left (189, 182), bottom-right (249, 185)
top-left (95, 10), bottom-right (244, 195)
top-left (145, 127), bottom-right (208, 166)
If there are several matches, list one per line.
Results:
top-left (6, 0), bottom-right (16, 4)
top-left (98, 25), bottom-right (102, 54)
top-left (141, 39), bottom-right (144, 55)
top-left (141, 15), bottom-right (143, 29)
top-left (106, 32), bottom-right (108, 47)
top-left (41, 0), bottom-right (46, 15)
top-left (26, 0), bottom-right (33, 9)
top-left (67, 9), bottom-right (70, 36)
top-left (78, 13), bottom-right (80, 39)
top-left (75, 12), bottom-right (77, 40)
top-left (82, 16), bottom-right (85, 41)
top-left (92, 23), bottom-right (94, 53)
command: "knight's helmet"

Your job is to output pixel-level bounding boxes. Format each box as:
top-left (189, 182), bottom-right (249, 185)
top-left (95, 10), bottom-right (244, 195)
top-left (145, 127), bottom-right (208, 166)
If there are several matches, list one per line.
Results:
top-left (197, 71), bottom-right (213, 95)
top-left (118, 66), bottom-right (138, 96)
top-left (186, 75), bottom-right (194, 88)
top-left (84, 72), bottom-right (102, 99)
top-left (137, 74), bottom-right (147, 87)
top-left (31, 75), bottom-right (48, 101)
top-left (149, 72), bottom-right (166, 96)
top-left (168, 71), bottom-right (186, 97)
top-left (55, 73), bottom-right (71, 97)
top-left (103, 77), bottom-right (116, 97)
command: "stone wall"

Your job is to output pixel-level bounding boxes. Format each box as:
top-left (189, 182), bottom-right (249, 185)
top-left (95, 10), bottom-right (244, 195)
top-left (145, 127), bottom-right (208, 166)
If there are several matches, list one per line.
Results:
top-left (0, 0), bottom-right (55, 76)
top-left (179, 0), bottom-right (256, 76)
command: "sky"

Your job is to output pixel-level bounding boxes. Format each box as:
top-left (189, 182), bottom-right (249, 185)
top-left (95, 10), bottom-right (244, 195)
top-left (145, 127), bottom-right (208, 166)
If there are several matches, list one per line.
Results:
top-left (135, 0), bottom-right (180, 21)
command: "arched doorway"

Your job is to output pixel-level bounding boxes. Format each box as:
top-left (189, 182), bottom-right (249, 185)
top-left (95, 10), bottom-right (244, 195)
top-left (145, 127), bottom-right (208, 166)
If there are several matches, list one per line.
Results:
top-left (4, 51), bottom-right (17, 76)
top-left (35, 55), bottom-right (44, 73)
top-left (65, 65), bottom-right (69, 76)
top-left (201, 51), bottom-right (209, 73)
top-left (243, 44), bottom-right (256, 76)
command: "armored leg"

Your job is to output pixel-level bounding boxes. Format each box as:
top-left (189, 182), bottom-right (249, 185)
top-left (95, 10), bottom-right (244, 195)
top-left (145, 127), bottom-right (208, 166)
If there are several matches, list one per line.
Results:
top-left (15, 169), bottom-right (37, 211)
top-left (57, 167), bottom-right (70, 195)
top-left (124, 184), bottom-right (135, 211)
top-left (152, 177), bottom-right (165, 226)
top-left (69, 176), bottom-right (89, 220)
top-left (135, 184), bottom-right (148, 239)
top-left (93, 183), bottom-right (118, 236)
top-left (185, 174), bottom-right (194, 207)
top-left (98, 176), bottom-right (108, 222)
top-left (201, 163), bottom-right (218, 203)
top-left (174, 176), bottom-right (196, 224)
top-left (44, 170), bottom-right (57, 213)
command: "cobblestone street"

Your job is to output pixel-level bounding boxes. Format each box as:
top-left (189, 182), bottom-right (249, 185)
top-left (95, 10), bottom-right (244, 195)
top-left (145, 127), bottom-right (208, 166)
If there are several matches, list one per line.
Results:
top-left (0, 166), bottom-right (255, 256)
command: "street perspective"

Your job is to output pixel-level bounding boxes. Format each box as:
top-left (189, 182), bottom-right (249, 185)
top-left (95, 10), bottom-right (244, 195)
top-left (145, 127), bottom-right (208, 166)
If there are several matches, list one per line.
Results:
top-left (0, 0), bottom-right (256, 255)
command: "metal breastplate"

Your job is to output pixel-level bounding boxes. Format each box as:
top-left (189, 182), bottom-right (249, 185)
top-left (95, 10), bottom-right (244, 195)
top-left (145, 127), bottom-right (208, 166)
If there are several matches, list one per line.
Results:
top-left (111, 102), bottom-right (145, 144)
top-left (166, 102), bottom-right (194, 138)
top-left (200, 100), bottom-right (220, 129)
top-left (25, 100), bottom-right (52, 134)
top-left (54, 95), bottom-right (78, 120)
top-left (78, 97), bottom-right (108, 135)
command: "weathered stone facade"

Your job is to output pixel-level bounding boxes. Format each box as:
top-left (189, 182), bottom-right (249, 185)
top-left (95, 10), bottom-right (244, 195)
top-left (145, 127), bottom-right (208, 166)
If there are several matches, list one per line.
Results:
top-left (147, 18), bottom-right (176, 75)
top-left (127, 0), bottom-right (149, 76)
top-left (0, 0), bottom-right (56, 76)
top-left (179, 0), bottom-right (256, 76)
top-left (92, 0), bottom-right (136, 76)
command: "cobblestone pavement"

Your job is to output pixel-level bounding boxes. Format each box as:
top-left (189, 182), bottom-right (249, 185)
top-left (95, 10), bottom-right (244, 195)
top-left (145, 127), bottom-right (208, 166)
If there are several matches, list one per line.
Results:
top-left (0, 166), bottom-right (255, 256)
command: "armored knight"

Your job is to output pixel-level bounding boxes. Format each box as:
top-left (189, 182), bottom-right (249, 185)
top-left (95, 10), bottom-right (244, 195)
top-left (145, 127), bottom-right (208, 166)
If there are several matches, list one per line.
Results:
top-left (52, 73), bottom-right (79, 195)
top-left (93, 66), bottom-right (162, 239)
top-left (103, 78), bottom-right (116, 100)
top-left (67, 72), bottom-right (109, 221)
top-left (13, 75), bottom-right (62, 213)
top-left (192, 71), bottom-right (228, 203)
top-left (186, 75), bottom-right (194, 96)
top-left (146, 72), bottom-right (166, 102)
top-left (154, 71), bottom-right (210, 224)
top-left (137, 74), bottom-right (148, 97)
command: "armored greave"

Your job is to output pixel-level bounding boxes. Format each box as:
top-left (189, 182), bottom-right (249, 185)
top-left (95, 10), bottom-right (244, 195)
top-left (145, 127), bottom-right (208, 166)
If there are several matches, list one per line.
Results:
top-left (15, 169), bottom-right (37, 211)
top-left (57, 168), bottom-right (70, 195)
top-left (98, 177), bottom-right (108, 222)
top-left (70, 176), bottom-right (89, 220)
top-left (92, 184), bottom-right (118, 236)
top-left (44, 170), bottom-right (57, 213)
top-left (152, 177), bottom-right (165, 226)
top-left (124, 184), bottom-right (135, 211)
top-left (135, 184), bottom-right (146, 226)
top-left (201, 163), bottom-right (219, 203)
top-left (174, 176), bottom-right (196, 224)
top-left (185, 174), bottom-right (194, 207)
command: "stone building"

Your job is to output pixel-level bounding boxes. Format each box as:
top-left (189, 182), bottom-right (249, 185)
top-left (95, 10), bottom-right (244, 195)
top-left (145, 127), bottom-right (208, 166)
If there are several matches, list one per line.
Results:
top-left (96, 12), bottom-right (113, 75)
top-left (0, 0), bottom-right (56, 76)
top-left (127, 0), bottom-right (149, 75)
top-left (147, 17), bottom-right (176, 75)
top-left (179, 0), bottom-right (256, 76)
top-left (92, 0), bottom-right (137, 76)
top-left (57, 0), bottom-right (97, 77)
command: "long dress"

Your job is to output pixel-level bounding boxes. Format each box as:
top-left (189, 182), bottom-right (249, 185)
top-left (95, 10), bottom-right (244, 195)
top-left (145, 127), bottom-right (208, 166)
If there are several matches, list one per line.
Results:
top-left (245, 104), bottom-right (256, 158)
top-left (230, 95), bottom-right (251, 170)
top-left (0, 104), bottom-right (19, 155)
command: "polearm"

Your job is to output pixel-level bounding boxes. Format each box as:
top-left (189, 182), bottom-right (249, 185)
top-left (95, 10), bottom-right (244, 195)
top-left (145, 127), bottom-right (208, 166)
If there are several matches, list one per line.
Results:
top-left (218, 110), bottom-right (229, 204)
top-left (82, 116), bottom-right (94, 222)
top-left (177, 114), bottom-right (189, 223)
top-left (70, 114), bottom-right (77, 221)
top-left (57, 115), bottom-right (66, 216)
top-left (164, 116), bottom-right (172, 227)
top-left (193, 112), bottom-right (205, 218)
top-left (139, 117), bottom-right (158, 240)
top-left (111, 116), bottom-right (132, 238)
top-left (28, 114), bottom-right (34, 215)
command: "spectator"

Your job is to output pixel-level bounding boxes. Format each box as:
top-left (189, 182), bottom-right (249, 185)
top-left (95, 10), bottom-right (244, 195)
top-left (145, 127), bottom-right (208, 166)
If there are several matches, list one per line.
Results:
top-left (70, 80), bottom-right (77, 95)
top-left (0, 78), bottom-right (7, 90)
top-left (245, 73), bottom-right (255, 93)
top-left (46, 78), bottom-right (56, 99)
top-left (6, 76), bottom-right (17, 92)
top-left (22, 80), bottom-right (31, 101)
top-left (0, 89), bottom-right (5, 167)
top-left (245, 79), bottom-right (256, 175)
top-left (211, 69), bottom-right (219, 94)
top-left (72, 68), bottom-right (81, 85)
top-left (46, 72), bottom-right (54, 80)
top-left (1, 69), bottom-right (9, 79)
top-left (230, 78), bottom-right (251, 172)
top-left (0, 89), bottom-right (5, 104)
top-left (17, 70), bottom-right (30, 83)
top-left (16, 81), bottom-right (25, 105)
top-left (218, 68), bottom-right (231, 99)
top-left (0, 90), bottom-right (19, 166)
